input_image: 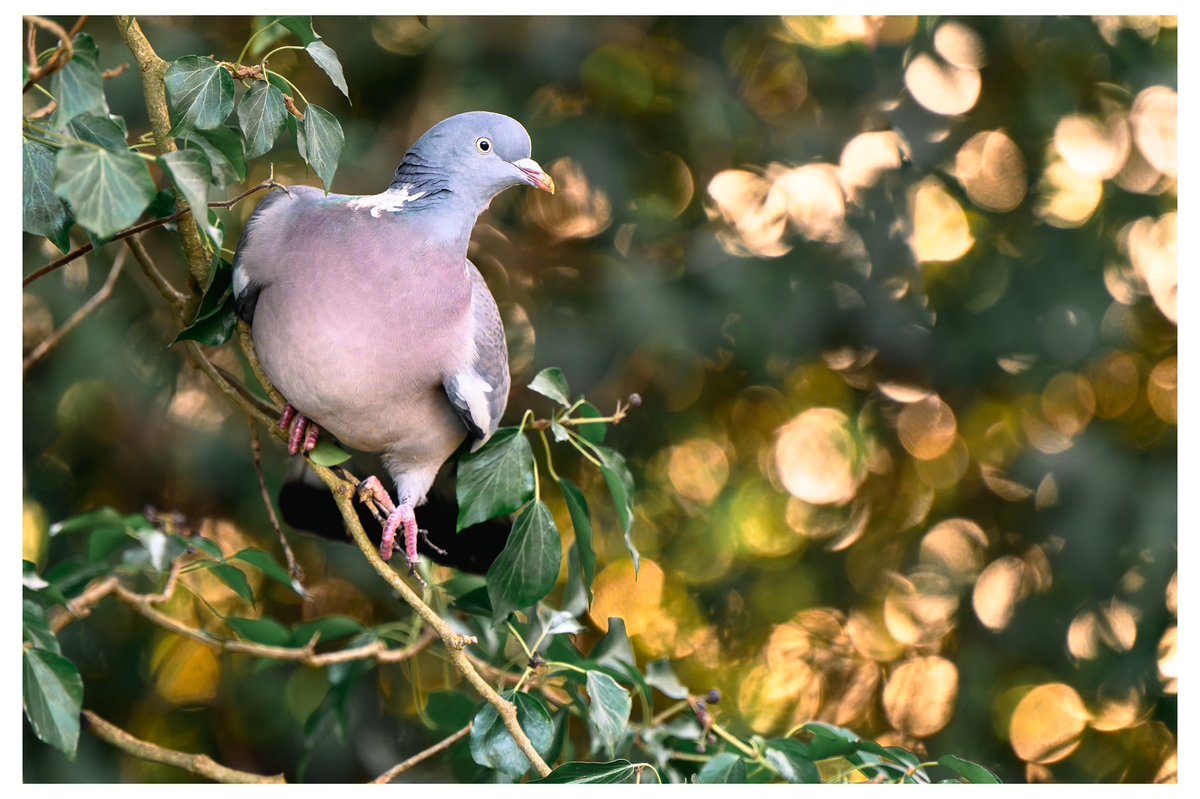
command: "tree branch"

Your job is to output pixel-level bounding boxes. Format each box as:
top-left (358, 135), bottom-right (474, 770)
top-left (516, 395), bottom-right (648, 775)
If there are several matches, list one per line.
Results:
top-left (23, 16), bottom-right (87, 93)
top-left (371, 723), bottom-right (473, 784)
top-left (249, 419), bottom-right (304, 582)
top-left (24, 248), bottom-right (127, 374)
top-left (82, 710), bottom-right (287, 784)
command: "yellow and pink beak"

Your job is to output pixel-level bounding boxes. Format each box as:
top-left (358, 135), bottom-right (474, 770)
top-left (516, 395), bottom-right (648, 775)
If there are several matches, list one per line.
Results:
top-left (512, 158), bottom-right (555, 194)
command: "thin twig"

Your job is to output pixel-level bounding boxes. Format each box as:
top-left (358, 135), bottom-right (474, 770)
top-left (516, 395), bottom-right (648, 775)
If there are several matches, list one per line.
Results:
top-left (124, 235), bottom-right (188, 314)
top-left (371, 723), bottom-right (474, 784)
top-left (249, 419), bottom-right (303, 582)
top-left (24, 248), bottom-right (127, 374)
top-left (23, 16), bottom-right (86, 93)
top-left (83, 710), bottom-right (287, 783)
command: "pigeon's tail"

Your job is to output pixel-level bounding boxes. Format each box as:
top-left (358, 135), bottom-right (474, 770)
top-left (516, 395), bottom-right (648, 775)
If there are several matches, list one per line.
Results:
top-left (277, 457), bottom-right (511, 575)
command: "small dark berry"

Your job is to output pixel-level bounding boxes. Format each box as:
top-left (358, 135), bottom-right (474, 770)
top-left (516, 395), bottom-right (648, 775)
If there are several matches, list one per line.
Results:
top-left (706, 689), bottom-right (722, 705)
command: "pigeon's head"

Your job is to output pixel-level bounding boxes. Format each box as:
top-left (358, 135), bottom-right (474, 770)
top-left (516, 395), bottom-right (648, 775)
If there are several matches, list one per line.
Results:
top-left (401, 111), bottom-right (555, 205)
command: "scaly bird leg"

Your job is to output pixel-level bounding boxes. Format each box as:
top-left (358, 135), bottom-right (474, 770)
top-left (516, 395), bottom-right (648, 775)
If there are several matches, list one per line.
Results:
top-left (357, 477), bottom-right (424, 585)
top-left (278, 403), bottom-right (320, 456)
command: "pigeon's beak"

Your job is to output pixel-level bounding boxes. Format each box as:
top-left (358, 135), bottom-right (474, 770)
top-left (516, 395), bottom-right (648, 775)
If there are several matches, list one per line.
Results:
top-left (512, 158), bottom-right (555, 194)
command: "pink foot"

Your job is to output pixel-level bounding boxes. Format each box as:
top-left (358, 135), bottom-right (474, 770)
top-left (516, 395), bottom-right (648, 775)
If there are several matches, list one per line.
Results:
top-left (278, 403), bottom-right (319, 456)
top-left (357, 476), bottom-right (423, 583)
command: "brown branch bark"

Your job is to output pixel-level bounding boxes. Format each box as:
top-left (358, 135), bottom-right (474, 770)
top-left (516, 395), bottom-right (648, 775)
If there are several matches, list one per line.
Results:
top-left (82, 711), bottom-right (287, 784)
top-left (249, 420), bottom-right (304, 582)
top-left (114, 16), bottom-right (208, 290)
top-left (23, 16), bottom-right (86, 93)
top-left (371, 723), bottom-right (474, 784)
top-left (24, 248), bottom-right (126, 374)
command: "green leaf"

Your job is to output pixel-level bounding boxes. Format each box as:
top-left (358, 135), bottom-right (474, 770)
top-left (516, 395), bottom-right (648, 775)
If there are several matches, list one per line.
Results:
top-left (486, 501), bottom-right (562, 623)
top-left (53, 145), bottom-right (155, 238)
top-left (456, 428), bottom-right (535, 530)
top-left (791, 721), bottom-right (862, 760)
top-left (532, 760), bottom-right (659, 784)
top-left (49, 508), bottom-right (125, 536)
top-left (529, 367), bottom-right (571, 407)
top-left (586, 670), bottom-right (632, 758)
top-left (160, 149), bottom-right (217, 241)
top-left (593, 444), bottom-right (638, 573)
top-left (306, 41), bottom-right (350, 101)
top-left (763, 739), bottom-right (821, 783)
top-left (233, 549), bottom-right (303, 595)
top-left (23, 598), bottom-right (60, 654)
top-left (237, 80), bottom-right (288, 159)
top-left (576, 402), bottom-right (607, 444)
top-left (185, 126), bottom-right (247, 187)
top-left (165, 56), bottom-right (235, 132)
top-left (559, 478), bottom-right (595, 604)
top-left (62, 113), bottom-right (129, 149)
top-left (211, 563), bottom-right (255, 605)
top-left (174, 294), bottom-right (236, 346)
top-left (298, 104), bottom-right (344, 191)
top-left (289, 616), bottom-right (365, 648)
top-left (645, 660), bottom-right (689, 700)
top-left (227, 616), bottom-right (291, 647)
top-left (277, 16), bottom-right (320, 46)
top-left (469, 692), bottom-right (554, 776)
top-left (938, 755), bottom-right (1001, 784)
top-left (50, 33), bottom-right (105, 126)
top-left (308, 439), bottom-right (353, 467)
top-left (699, 752), bottom-right (747, 783)
top-left (87, 526), bottom-right (129, 562)
top-left (449, 586), bottom-right (493, 618)
top-left (426, 691), bottom-right (476, 733)
top-left (22, 141), bottom-right (72, 252)
top-left (23, 648), bottom-right (84, 758)
top-left (184, 535), bottom-right (224, 560)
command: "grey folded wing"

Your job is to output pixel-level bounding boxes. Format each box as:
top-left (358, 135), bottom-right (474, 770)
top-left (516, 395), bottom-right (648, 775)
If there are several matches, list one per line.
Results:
top-left (231, 187), bottom-right (314, 324)
top-left (444, 260), bottom-right (511, 450)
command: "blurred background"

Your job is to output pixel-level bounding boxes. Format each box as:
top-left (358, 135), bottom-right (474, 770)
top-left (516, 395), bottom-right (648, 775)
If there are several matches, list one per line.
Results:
top-left (23, 16), bottom-right (1177, 783)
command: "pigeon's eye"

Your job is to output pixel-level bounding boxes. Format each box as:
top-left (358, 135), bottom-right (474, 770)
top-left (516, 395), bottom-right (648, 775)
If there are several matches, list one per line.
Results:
top-left (475, 137), bottom-right (493, 154)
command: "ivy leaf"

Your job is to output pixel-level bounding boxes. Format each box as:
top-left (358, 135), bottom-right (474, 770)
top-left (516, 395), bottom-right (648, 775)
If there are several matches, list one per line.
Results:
top-left (699, 752), bottom-right (747, 783)
top-left (306, 41), bottom-right (350, 100)
top-left (533, 760), bottom-right (659, 784)
top-left (307, 439), bottom-right (352, 467)
top-left (426, 691), bottom-right (477, 733)
top-left (592, 444), bottom-right (639, 573)
top-left (298, 104), bottom-right (344, 192)
top-left (50, 33), bottom-right (105, 126)
top-left (165, 56), bottom-right (235, 132)
top-left (586, 670), bottom-right (632, 758)
top-left (575, 402), bottom-right (607, 444)
top-left (185, 126), bottom-right (247, 187)
top-left (938, 755), bottom-right (1001, 784)
top-left (486, 501), bottom-right (562, 623)
top-left (184, 534), bottom-right (224, 561)
top-left (763, 739), bottom-right (821, 784)
top-left (23, 597), bottom-right (61, 654)
top-left (449, 586), bottom-right (493, 618)
top-left (174, 294), bottom-right (236, 346)
top-left (559, 478), bottom-right (595, 604)
top-left (529, 367), bottom-right (571, 407)
top-left (159, 149), bottom-right (217, 241)
top-left (62, 113), bottom-right (129, 150)
top-left (645, 660), bottom-right (689, 700)
top-left (49, 508), bottom-right (126, 536)
top-left (233, 549), bottom-right (303, 596)
top-left (22, 141), bottom-right (72, 253)
top-left (277, 16), bottom-right (320, 45)
top-left (22, 648), bottom-right (84, 758)
top-left (469, 692), bottom-right (554, 777)
top-left (227, 616), bottom-right (291, 647)
top-left (456, 428), bottom-right (535, 531)
top-left (237, 80), bottom-right (288, 159)
top-left (790, 721), bottom-right (863, 760)
top-left (210, 563), bottom-right (255, 606)
top-left (53, 145), bottom-right (155, 239)
top-left (289, 616), bottom-right (364, 648)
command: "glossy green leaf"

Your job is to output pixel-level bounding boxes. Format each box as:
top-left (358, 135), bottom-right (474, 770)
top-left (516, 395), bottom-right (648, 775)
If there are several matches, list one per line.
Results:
top-left (49, 508), bottom-right (125, 536)
top-left (575, 401), bottom-right (607, 444)
top-left (938, 755), bottom-right (1001, 784)
top-left (449, 586), bottom-right (493, 617)
top-left (298, 104), bottom-right (344, 191)
top-left (237, 80), bottom-right (288, 159)
top-left (645, 660), bottom-right (689, 700)
top-left (764, 739), bottom-right (821, 783)
top-left (185, 126), bottom-right (246, 187)
top-left (699, 752), bottom-right (747, 783)
top-left (306, 41), bottom-right (350, 100)
top-left (592, 443), bottom-right (638, 573)
top-left (160, 149), bottom-right (216, 241)
top-left (233, 549), bottom-right (302, 595)
top-left (277, 16), bottom-right (320, 46)
top-left (486, 501), bottom-right (562, 623)
top-left (533, 760), bottom-right (660, 784)
top-left (87, 526), bottom-right (129, 562)
top-left (791, 721), bottom-right (863, 759)
top-left (184, 535), bottom-right (224, 560)
top-left (165, 56), bottom-right (235, 132)
top-left (53, 145), bottom-right (155, 238)
top-left (469, 692), bottom-right (554, 776)
top-left (529, 367), bottom-right (571, 407)
top-left (62, 113), bottom-right (129, 149)
top-left (22, 141), bottom-right (72, 252)
top-left (559, 478), bottom-right (595, 603)
top-left (50, 33), bottom-right (105, 126)
top-left (23, 648), bottom-right (84, 758)
top-left (289, 616), bottom-right (365, 648)
top-left (456, 428), bottom-right (535, 530)
top-left (308, 439), bottom-right (352, 467)
top-left (174, 294), bottom-right (236, 346)
top-left (23, 598), bottom-right (60, 654)
top-left (586, 670), bottom-right (632, 757)
top-left (426, 691), bottom-right (476, 733)
top-left (227, 616), bottom-right (291, 647)
top-left (210, 563), bottom-right (255, 605)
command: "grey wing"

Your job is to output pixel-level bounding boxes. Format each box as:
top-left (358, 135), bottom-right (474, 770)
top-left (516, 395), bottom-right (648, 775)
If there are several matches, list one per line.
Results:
top-left (444, 260), bottom-right (511, 451)
top-left (231, 187), bottom-right (312, 323)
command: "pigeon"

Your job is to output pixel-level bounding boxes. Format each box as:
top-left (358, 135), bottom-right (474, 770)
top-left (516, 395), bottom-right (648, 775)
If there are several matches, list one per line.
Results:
top-left (231, 111), bottom-right (555, 575)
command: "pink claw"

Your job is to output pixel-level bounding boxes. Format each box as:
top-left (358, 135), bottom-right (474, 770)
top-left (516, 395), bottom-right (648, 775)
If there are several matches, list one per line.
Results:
top-left (278, 404), bottom-right (297, 431)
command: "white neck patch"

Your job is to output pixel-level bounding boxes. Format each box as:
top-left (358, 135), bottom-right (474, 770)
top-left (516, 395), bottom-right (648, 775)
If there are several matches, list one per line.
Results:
top-left (346, 184), bottom-right (427, 217)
